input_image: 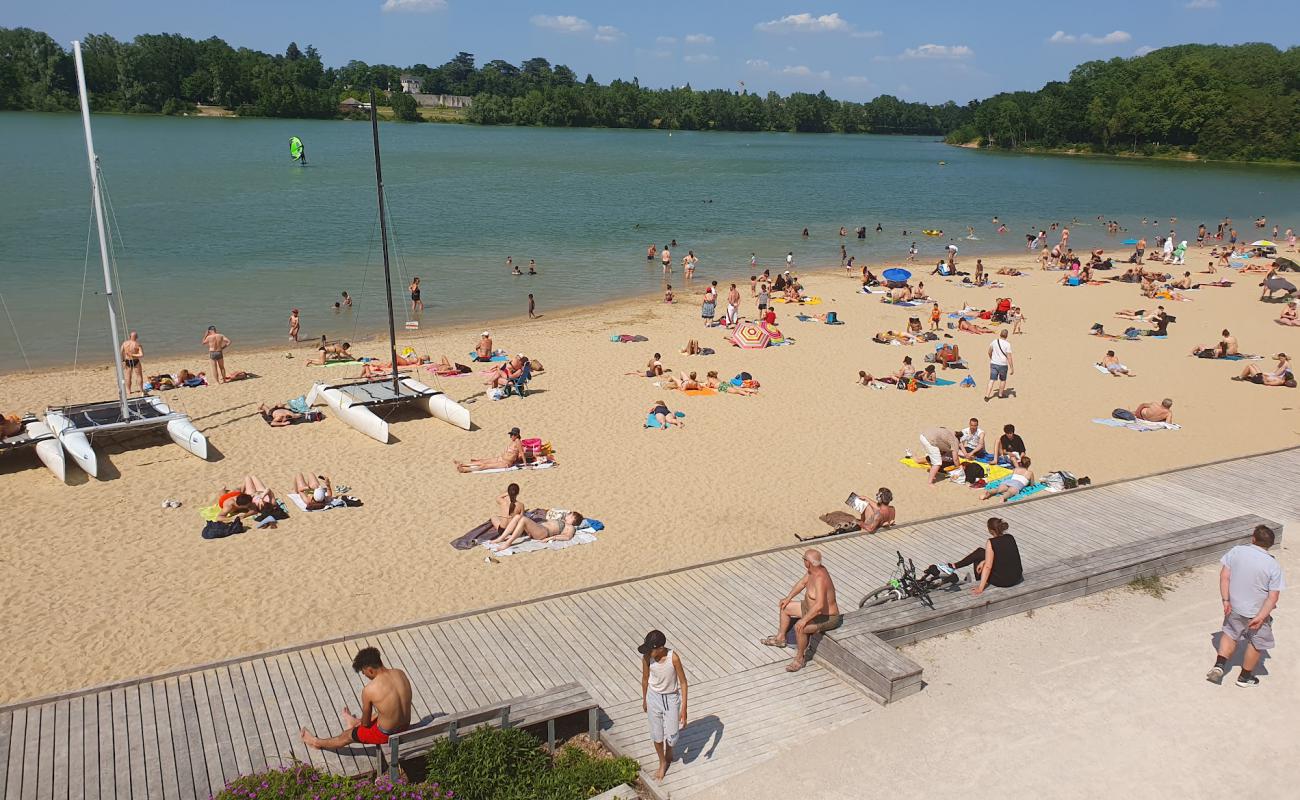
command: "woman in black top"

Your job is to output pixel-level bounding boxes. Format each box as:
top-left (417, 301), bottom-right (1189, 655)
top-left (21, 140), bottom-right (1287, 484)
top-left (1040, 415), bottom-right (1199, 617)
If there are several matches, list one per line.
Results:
top-left (945, 517), bottom-right (1023, 594)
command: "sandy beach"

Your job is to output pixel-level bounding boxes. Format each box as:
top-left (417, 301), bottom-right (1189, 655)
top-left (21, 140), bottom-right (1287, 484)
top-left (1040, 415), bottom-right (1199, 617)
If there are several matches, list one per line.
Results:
top-left (708, 532), bottom-right (1299, 799)
top-left (1, 245), bottom-right (1297, 704)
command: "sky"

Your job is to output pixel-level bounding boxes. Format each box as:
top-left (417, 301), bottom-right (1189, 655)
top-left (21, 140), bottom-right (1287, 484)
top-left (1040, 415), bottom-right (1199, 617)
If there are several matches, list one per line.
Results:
top-left (11, 0), bottom-right (1298, 104)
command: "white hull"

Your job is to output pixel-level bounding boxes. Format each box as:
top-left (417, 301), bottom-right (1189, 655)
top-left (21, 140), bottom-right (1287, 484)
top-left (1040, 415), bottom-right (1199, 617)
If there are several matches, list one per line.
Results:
top-left (402, 377), bottom-right (472, 431)
top-left (309, 383), bottom-right (390, 443)
top-left (27, 421), bottom-right (67, 482)
top-left (149, 397), bottom-right (208, 460)
top-left (45, 410), bottom-right (97, 478)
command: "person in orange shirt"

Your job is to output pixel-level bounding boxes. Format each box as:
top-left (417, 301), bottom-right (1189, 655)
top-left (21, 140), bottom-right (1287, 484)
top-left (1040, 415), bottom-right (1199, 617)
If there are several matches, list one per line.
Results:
top-left (930, 303), bottom-right (941, 331)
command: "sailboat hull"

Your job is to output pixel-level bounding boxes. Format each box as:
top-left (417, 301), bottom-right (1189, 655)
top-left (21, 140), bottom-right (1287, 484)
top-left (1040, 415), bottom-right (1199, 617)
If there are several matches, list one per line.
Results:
top-left (26, 420), bottom-right (67, 482)
top-left (402, 378), bottom-right (471, 430)
top-left (309, 383), bottom-right (390, 443)
top-left (45, 410), bottom-right (98, 478)
top-left (148, 397), bottom-right (208, 460)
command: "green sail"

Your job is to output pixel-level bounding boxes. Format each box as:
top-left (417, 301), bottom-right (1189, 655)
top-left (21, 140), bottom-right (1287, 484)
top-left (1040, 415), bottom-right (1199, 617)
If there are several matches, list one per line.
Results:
top-left (289, 136), bottom-right (303, 160)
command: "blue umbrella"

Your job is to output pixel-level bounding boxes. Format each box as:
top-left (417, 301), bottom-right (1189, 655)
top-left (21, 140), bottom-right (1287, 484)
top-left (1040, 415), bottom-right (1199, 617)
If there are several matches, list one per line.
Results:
top-left (1122, 238), bottom-right (1138, 245)
top-left (882, 268), bottom-right (912, 283)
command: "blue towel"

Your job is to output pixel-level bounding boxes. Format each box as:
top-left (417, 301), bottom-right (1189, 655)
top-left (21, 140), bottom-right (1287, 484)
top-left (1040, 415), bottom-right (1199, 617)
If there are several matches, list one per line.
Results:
top-left (579, 518), bottom-right (605, 532)
top-left (921, 377), bottom-right (957, 386)
top-left (983, 477), bottom-right (1049, 502)
top-left (470, 352), bottom-right (509, 362)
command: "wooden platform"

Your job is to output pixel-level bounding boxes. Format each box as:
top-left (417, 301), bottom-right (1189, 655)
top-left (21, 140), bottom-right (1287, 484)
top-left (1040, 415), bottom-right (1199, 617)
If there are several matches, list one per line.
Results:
top-left (2, 448), bottom-right (1297, 799)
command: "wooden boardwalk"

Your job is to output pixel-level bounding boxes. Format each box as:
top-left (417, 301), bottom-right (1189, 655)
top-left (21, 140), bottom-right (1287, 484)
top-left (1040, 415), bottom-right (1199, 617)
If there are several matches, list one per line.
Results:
top-left (3, 447), bottom-right (1298, 799)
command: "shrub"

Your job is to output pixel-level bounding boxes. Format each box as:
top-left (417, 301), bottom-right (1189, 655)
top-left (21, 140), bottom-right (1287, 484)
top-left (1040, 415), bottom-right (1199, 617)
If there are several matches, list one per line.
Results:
top-left (214, 762), bottom-right (453, 800)
top-left (425, 727), bottom-right (638, 800)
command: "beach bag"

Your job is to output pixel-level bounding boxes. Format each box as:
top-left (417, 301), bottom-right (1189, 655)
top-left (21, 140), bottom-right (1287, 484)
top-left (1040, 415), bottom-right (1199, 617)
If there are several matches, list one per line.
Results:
top-left (201, 519), bottom-right (246, 540)
top-left (521, 437), bottom-right (544, 460)
top-left (1112, 408), bottom-right (1137, 421)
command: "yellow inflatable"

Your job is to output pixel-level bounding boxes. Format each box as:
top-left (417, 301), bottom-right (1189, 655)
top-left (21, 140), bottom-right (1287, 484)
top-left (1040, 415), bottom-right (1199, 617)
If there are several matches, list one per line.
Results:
top-left (922, 230), bottom-right (943, 237)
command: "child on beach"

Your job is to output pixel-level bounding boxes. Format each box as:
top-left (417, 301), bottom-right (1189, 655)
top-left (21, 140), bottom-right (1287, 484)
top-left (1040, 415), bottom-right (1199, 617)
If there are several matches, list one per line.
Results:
top-left (930, 303), bottom-right (941, 331)
top-left (664, 284), bottom-right (674, 303)
top-left (288, 309), bottom-right (299, 342)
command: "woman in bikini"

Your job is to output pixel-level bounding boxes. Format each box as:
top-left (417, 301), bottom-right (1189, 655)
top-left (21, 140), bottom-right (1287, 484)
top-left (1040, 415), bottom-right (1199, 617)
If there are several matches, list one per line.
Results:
top-left (958, 318), bottom-right (995, 334)
top-left (489, 510), bottom-right (585, 550)
top-left (490, 483), bottom-right (525, 533)
top-left (293, 472), bottom-right (334, 510)
top-left (258, 403), bottom-right (303, 427)
top-left (665, 371), bottom-right (700, 391)
top-left (1279, 302), bottom-right (1300, 326)
top-left (981, 457), bottom-right (1034, 502)
top-left (216, 476), bottom-right (276, 521)
top-left (648, 400), bottom-right (683, 429)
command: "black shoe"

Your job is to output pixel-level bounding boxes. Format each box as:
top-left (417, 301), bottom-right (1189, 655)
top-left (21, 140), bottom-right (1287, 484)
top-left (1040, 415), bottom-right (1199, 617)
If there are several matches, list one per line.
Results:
top-left (1236, 674), bottom-right (1260, 688)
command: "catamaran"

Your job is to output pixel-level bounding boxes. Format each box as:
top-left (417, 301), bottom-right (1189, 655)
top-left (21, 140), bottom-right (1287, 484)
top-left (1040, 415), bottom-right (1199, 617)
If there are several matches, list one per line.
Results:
top-left (1, 415), bottom-right (66, 482)
top-left (306, 88), bottom-right (470, 443)
top-left (43, 41), bottom-right (208, 479)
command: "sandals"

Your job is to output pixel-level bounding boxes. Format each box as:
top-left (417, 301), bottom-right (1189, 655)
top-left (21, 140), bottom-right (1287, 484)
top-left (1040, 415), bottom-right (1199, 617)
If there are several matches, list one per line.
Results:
top-left (759, 636), bottom-right (787, 649)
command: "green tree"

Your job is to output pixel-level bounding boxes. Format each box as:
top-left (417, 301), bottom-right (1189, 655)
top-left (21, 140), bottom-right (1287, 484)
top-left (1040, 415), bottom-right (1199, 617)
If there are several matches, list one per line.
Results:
top-left (389, 89), bottom-right (420, 121)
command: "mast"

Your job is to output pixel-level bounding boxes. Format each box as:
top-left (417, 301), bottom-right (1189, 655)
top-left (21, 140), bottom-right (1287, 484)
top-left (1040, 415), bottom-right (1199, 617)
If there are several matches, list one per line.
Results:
top-left (369, 87), bottom-right (401, 396)
top-left (72, 41), bottom-right (130, 417)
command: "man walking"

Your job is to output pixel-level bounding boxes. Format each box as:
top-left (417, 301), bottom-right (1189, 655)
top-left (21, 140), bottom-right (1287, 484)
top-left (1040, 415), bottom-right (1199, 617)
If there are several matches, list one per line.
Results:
top-left (985, 328), bottom-right (1013, 402)
top-left (1207, 525), bottom-right (1285, 687)
top-left (301, 647), bottom-right (412, 749)
top-left (761, 549), bottom-right (841, 673)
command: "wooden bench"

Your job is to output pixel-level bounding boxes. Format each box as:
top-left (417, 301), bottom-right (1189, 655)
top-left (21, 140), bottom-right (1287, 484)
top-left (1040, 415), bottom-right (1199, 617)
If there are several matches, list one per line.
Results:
top-left (378, 681), bottom-right (599, 781)
top-left (819, 514), bottom-right (1280, 702)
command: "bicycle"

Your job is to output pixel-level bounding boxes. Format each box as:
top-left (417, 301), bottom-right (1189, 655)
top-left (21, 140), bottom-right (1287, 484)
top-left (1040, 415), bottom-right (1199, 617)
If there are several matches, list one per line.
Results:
top-left (857, 551), bottom-right (962, 610)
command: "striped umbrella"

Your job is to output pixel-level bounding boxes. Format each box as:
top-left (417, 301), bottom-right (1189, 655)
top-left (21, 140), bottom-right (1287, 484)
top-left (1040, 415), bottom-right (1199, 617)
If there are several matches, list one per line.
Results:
top-left (760, 322), bottom-right (785, 345)
top-left (731, 322), bottom-right (770, 349)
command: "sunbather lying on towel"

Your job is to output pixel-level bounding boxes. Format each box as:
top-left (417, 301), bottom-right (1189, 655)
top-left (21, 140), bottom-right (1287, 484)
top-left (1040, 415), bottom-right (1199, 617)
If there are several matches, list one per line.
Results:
top-left (293, 472), bottom-right (334, 510)
top-left (1233, 355), bottom-right (1294, 387)
top-left (1099, 351), bottom-right (1136, 377)
top-left (873, 330), bottom-right (915, 345)
top-left (259, 402), bottom-right (303, 427)
top-left (706, 371), bottom-right (758, 395)
top-left (456, 428), bottom-right (525, 472)
top-left (306, 341), bottom-right (352, 366)
top-left (958, 318), bottom-right (995, 334)
top-left (981, 458), bottom-right (1034, 501)
top-left (359, 353), bottom-right (430, 378)
top-left (488, 509), bottom-right (586, 550)
top-left (1134, 398), bottom-right (1175, 423)
top-left (648, 400), bottom-right (684, 429)
top-left (664, 371), bottom-right (701, 391)
top-left (430, 355), bottom-right (473, 375)
top-left (215, 475), bottom-right (278, 521)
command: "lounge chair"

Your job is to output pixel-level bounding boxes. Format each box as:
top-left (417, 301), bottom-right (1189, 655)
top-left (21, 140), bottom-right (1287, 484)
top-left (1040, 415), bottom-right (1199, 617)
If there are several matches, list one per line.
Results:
top-left (503, 361), bottom-right (533, 398)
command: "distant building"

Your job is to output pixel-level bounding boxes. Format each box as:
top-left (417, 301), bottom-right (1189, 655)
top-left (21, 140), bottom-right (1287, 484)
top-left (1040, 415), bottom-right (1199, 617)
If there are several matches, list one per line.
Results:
top-left (338, 98), bottom-right (371, 113)
top-left (399, 74), bottom-right (422, 94)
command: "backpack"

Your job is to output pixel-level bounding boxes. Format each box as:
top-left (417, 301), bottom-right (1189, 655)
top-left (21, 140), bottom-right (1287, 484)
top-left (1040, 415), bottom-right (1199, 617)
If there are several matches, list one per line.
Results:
top-left (1112, 408), bottom-right (1137, 421)
top-left (201, 519), bottom-right (246, 540)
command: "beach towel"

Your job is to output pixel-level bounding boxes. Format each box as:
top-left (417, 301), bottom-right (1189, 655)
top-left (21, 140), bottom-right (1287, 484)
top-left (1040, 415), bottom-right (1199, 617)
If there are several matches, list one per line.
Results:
top-left (463, 460), bottom-right (557, 474)
top-left (682, 388), bottom-right (717, 396)
top-left (478, 513), bottom-right (607, 556)
top-left (288, 493), bottom-right (352, 511)
top-left (884, 300), bottom-right (919, 307)
top-left (919, 377), bottom-right (957, 387)
top-left (472, 352), bottom-right (509, 362)
top-left (982, 476), bottom-right (1050, 502)
top-left (771, 296), bottom-right (821, 305)
top-left (645, 411), bottom-right (685, 429)
top-left (1091, 418), bottom-right (1181, 432)
top-left (1221, 354), bottom-right (1263, 361)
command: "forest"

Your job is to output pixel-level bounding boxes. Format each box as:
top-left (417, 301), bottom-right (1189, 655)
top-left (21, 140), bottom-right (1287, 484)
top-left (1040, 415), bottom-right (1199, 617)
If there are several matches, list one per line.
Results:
top-left (2, 27), bottom-right (1297, 160)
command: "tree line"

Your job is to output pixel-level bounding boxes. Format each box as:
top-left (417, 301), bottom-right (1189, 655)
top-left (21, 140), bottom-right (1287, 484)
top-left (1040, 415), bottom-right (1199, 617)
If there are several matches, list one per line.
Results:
top-left (2, 27), bottom-right (1297, 160)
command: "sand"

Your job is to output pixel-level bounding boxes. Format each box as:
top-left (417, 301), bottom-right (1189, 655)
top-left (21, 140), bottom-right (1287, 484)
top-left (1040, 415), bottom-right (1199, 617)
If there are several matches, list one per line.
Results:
top-left (707, 528), bottom-right (1298, 799)
top-left (1, 246), bottom-right (1296, 704)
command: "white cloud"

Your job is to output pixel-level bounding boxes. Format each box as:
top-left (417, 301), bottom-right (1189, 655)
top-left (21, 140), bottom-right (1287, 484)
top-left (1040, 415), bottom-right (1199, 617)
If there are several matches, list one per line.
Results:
top-left (684, 33), bottom-right (715, 45)
top-left (899, 44), bottom-right (974, 60)
top-left (684, 53), bottom-right (719, 63)
top-left (381, 0), bottom-right (446, 12)
top-left (1134, 45), bottom-right (1157, 56)
top-left (843, 75), bottom-right (871, 84)
top-left (746, 58), bottom-right (771, 70)
top-left (1185, 0), bottom-right (1218, 7)
top-left (595, 25), bottom-right (625, 42)
top-left (530, 14), bottom-right (591, 33)
top-left (782, 64), bottom-right (831, 79)
top-left (757, 12), bottom-right (850, 33)
top-left (1048, 30), bottom-right (1132, 45)
top-left (656, 36), bottom-right (677, 45)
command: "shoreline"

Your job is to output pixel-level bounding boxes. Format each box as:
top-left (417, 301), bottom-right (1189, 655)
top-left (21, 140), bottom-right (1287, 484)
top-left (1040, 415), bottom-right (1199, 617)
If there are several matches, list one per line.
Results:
top-left (947, 139), bottom-right (1300, 168)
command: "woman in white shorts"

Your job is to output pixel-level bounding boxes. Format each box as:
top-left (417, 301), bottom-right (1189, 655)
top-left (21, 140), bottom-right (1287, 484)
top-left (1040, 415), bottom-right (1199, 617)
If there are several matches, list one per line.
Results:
top-left (639, 630), bottom-right (689, 781)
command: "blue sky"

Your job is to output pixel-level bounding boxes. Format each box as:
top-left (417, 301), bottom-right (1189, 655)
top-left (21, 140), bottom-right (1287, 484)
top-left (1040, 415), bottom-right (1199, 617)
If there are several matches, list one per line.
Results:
top-left (12, 0), bottom-right (1297, 103)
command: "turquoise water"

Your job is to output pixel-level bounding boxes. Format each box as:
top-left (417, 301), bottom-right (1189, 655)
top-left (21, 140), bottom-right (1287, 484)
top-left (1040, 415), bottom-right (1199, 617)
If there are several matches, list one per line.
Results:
top-left (1, 111), bottom-right (1298, 371)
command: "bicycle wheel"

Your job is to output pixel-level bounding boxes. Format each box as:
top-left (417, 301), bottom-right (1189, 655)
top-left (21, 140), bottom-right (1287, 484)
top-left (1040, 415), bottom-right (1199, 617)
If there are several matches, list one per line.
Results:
top-left (858, 584), bottom-right (900, 608)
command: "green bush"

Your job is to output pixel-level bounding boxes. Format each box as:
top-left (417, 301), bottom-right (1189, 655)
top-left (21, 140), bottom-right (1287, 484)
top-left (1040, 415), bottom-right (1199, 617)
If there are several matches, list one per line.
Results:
top-left (425, 727), bottom-right (638, 800)
top-left (214, 762), bottom-right (452, 799)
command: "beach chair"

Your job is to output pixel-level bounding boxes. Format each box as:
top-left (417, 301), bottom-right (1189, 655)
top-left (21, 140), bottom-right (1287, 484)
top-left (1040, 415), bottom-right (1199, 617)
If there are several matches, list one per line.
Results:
top-left (503, 361), bottom-right (533, 398)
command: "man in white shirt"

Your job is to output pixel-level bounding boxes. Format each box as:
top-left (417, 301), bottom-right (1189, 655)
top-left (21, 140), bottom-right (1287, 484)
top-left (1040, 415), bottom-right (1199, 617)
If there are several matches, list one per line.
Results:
top-left (985, 329), bottom-right (1014, 402)
top-left (958, 417), bottom-right (986, 459)
top-left (1207, 525), bottom-right (1285, 687)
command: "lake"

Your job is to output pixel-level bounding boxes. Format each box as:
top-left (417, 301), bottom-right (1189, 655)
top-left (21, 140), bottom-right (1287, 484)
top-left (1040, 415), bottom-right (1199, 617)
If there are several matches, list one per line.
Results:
top-left (1, 111), bottom-right (1297, 371)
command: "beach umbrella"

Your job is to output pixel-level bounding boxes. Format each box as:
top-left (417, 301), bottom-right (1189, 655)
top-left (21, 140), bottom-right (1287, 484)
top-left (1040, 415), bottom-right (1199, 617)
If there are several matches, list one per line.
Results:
top-left (731, 322), bottom-right (770, 349)
top-left (1250, 240), bottom-right (1276, 247)
top-left (1122, 239), bottom-right (1138, 245)
top-left (882, 268), bottom-right (912, 283)
top-left (760, 322), bottom-right (785, 345)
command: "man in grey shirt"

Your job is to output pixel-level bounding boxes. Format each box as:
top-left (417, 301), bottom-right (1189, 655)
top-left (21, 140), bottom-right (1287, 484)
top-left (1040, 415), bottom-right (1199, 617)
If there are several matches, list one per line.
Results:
top-left (1207, 525), bottom-right (1285, 687)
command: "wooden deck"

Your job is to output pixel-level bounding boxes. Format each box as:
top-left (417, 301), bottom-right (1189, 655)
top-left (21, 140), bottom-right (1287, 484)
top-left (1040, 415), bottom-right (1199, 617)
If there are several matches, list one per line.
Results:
top-left (3, 447), bottom-right (1298, 799)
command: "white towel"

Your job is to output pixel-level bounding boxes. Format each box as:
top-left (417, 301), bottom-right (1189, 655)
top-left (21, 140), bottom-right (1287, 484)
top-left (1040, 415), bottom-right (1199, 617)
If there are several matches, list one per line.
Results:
top-left (481, 531), bottom-right (598, 557)
top-left (463, 461), bottom-right (557, 475)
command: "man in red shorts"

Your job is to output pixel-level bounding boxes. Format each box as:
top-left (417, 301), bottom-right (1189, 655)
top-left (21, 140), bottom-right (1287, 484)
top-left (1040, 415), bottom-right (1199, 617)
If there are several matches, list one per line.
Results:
top-left (301, 647), bottom-right (413, 749)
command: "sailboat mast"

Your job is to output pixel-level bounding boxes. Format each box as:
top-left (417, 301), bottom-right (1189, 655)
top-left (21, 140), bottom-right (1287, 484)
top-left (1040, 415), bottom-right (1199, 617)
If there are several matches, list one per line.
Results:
top-left (72, 40), bottom-right (130, 417)
top-left (369, 87), bottom-right (401, 397)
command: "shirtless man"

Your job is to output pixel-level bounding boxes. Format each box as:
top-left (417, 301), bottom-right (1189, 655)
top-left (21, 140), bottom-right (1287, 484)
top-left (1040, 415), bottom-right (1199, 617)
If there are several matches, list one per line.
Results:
top-left (301, 647), bottom-right (412, 751)
top-left (475, 332), bottom-right (494, 362)
top-left (1170, 272), bottom-right (1193, 290)
top-left (726, 283), bottom-right (741, 326)
top-left (1100, 350), bottom-right (1136, 377)
top-left (761, 550), bottom-right (841, 672)
top-left (851, 487), bottom-right (895, 533)
top-left (120, 330), bottom-right (144, 394)
top-left (455, 427), bottom-right (524, 473)
top-left (201, 325), bottom-right (230, 383)
top-left (1134, 398), bottom-right (1175, 423)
